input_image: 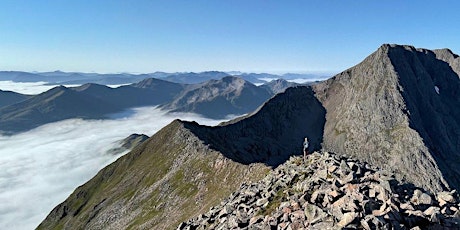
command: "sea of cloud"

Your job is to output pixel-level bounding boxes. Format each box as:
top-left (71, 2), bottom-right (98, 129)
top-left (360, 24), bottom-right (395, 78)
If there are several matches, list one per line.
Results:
top-left (0, 81), bottom-right (127, 95)
top-left (0, 106), bottom-right (229, 229)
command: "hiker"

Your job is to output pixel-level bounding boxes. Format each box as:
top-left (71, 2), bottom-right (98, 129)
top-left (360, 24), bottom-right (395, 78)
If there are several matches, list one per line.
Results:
top-left (303, 137), bottom-right (309, 159)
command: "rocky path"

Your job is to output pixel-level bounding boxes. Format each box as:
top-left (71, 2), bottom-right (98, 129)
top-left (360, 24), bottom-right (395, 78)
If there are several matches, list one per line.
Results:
top-left (178, 152), bottom-right (459, 229)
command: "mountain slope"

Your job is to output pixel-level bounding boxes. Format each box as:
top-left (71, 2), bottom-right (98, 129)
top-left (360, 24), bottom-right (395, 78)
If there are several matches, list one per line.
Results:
top-left (73, 78), bottom-right (184, 108)
top-left (161, 76), bottom-right (272, 118)
top-left (0, 86), bottom-right (121, 134)
top-left (313, 44), bottom-right (460, 192)
top-left (0, 89), bottom-right (30, 108)
top-left (259, 78), bottom-right (299, 94)
top-left (182, 86), bottom-right (325, 166)
top-left (433, 48), bottom-right (460, 77)
top-left (37, 86), bottom-right (324, 229)
top-left (38, 120), bottom-right (270, 230)
top-left (180, 152), bottom-right (460, 229)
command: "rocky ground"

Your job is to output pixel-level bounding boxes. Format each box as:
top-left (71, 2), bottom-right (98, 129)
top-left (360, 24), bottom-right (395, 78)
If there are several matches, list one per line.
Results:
top-left (178, 152), bottom-right (460, 229)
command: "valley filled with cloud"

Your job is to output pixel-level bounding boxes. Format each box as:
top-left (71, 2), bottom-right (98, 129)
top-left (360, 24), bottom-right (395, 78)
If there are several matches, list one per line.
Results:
top-left (0, 105), bottom-right (228, 229)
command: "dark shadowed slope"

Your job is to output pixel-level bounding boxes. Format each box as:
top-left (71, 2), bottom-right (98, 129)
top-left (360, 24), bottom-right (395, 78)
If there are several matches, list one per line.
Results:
top-left (182, 86), bottom-right (326, 166)
top-left (0, 89), bottom-right (30, 108)
top-left (161, 76), bottom-right (273, 119)
top-left (313, 44), bottom-right (460, 193)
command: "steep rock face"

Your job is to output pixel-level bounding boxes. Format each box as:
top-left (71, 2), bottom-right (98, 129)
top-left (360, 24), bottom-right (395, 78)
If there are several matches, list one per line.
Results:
top-left (313, 44), bottom-right (460, 192)
top-left (37, 120), bottom-right (269, 230)
top-left (161, 76), bottom-right (272, 119)
top-left (183, 86), bottom-right (326, 166)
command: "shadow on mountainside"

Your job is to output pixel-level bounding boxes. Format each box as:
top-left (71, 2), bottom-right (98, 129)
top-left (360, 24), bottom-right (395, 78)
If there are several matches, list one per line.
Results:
top-left (182, 86), bottom-right (326, 167)
top-left (388, 47), bottom-right (460, 191)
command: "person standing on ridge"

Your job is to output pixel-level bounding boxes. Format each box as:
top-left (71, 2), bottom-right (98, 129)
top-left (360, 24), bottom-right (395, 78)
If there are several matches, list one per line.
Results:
top-left (303, 137), bottom-right (309, 160)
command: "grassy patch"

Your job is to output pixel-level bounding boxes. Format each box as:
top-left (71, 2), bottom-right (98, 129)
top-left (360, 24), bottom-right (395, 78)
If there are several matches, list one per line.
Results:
top-left (257, 189), bottom-right (285, 216)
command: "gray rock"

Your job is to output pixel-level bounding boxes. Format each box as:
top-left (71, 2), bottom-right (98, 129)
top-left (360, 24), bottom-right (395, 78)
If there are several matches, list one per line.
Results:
top-left (411, 189), bottom-right (433, 206)
top-left (337, 212), bottom-right (357, 227)
top-left (304, 204), bottom-right (327, 224)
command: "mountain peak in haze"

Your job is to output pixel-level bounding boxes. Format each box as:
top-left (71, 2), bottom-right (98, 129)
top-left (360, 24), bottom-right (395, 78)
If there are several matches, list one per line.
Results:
top-left (160, 76), bottom-right (272, 118)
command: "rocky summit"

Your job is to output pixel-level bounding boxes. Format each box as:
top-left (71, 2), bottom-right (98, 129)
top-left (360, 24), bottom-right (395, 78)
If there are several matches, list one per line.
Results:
top-left (314, 44), bottom-right (460, 193)
top-left (179, 152), bottom-right (460, 229)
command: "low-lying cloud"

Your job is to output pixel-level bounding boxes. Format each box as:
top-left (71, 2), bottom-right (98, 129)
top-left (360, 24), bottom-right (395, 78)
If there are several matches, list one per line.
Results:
top-left (0, 106), bottom-right (229, 230)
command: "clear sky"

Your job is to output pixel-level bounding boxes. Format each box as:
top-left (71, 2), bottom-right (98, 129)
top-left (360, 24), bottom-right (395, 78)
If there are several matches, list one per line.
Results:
top-left (0, 0), bottom-right (459, 74)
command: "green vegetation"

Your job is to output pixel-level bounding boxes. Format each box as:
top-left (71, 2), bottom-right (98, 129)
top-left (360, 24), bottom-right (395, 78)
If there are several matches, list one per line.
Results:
top-left (38, 121), bottom-right (270, 230)
top-left (257, 189), bottom-right (285, 216)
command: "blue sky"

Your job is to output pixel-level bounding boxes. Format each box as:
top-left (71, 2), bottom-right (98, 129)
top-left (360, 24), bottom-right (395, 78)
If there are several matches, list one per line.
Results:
top-left (0, 1), bottom-right (459, 74)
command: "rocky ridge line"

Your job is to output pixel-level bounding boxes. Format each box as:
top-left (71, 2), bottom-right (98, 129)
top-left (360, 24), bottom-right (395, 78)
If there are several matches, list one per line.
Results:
top-left (178, 152), bottom-right (460, 229)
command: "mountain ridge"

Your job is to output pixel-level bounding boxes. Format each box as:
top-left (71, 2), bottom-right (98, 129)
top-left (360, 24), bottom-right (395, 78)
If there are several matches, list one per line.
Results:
top-left (313, 44), bottom-right (459, 192)
top-left (38, 44), bottom-right (460, 228)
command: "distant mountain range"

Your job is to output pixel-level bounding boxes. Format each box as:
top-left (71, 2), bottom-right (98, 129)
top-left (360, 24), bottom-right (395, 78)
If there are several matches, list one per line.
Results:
top-left (38, 44), bottom-right (460, 229)
top-left (0, 70), bottom-right (329, 85)
top-left (160, 76), bottom-right (276, 118)
top-left (0, 77), bottom-right (297, 134)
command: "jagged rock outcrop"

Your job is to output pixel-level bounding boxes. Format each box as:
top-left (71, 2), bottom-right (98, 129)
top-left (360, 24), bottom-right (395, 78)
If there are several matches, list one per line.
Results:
top-left (179, 152), bottom-right (460, 229)
top-left (37, 120), bottom-right (270, 230)
top-left (313, 44), bottom-right (460, 193)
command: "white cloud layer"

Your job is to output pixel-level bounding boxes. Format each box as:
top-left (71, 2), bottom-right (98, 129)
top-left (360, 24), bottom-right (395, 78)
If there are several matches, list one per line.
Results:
top-left (0, 81), bottom-right (127, 95)
top-left (0, 106), bottom-right (228, 230)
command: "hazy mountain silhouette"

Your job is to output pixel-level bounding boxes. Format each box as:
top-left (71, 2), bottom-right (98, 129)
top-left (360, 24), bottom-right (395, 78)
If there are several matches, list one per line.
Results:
top-left (0, 76), bottom-right (277, 134)
top-left (259, 78), bottom-right (300, 94)
top-left (161, 76), bottom-right (273, 118)
top-left (0, 89), bottom-right (30, 108)
top-left (0, 86), bottom-right (121, 134)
